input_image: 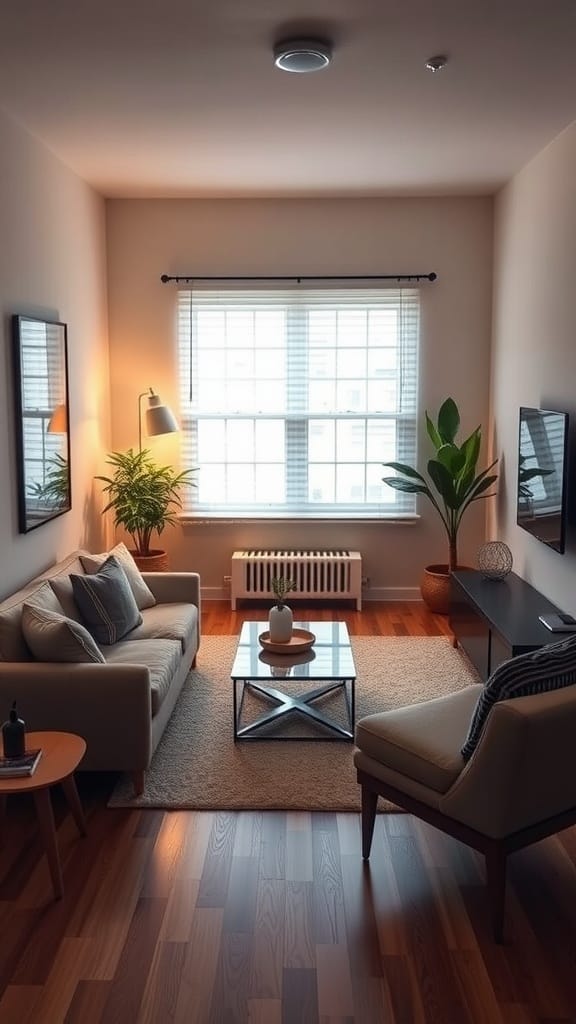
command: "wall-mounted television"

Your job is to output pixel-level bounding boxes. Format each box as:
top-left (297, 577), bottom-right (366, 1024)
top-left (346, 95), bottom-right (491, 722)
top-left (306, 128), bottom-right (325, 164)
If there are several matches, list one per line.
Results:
top-left (517, 407), bottom-right (569, 553)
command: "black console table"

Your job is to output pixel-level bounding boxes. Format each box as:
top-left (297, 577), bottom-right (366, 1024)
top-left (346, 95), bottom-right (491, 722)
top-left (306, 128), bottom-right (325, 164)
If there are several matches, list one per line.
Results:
top-left (450, 570), bottom-right (565, 680)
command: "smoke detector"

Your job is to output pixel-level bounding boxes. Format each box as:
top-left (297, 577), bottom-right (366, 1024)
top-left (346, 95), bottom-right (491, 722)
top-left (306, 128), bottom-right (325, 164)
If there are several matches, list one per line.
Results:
top-left (425, 54), bottom-right (448, 73)
top-left (274, 38), bottom-right (332, 73)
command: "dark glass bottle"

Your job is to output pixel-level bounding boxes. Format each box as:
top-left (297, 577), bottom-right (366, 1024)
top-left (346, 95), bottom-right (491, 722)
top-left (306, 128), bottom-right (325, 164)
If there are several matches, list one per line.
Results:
top-left (2, 702), bottom-right (26, 758)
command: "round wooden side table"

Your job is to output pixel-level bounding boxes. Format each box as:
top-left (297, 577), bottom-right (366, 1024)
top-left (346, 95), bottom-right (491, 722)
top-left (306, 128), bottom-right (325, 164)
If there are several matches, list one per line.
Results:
top-left (0, 731), bottom-right (87, 899)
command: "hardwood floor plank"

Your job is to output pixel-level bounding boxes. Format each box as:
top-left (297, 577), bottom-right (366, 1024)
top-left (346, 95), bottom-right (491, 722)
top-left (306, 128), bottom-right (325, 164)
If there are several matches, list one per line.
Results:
top-left (196, 812), bottom-right (237, 908)
top-left (159, 877), bottom-right (199, 942)
top-left (315, 944), bottom-right (354, 1018)
top-left (174, 907), bottom-right (223, 1024)
top-left (388, 834), bottom-right (472, 1024)
top-left (223, 855), bottom-right (259, 934)
top-left (284, 881), bottom-right (315, 969)
top-left (99, 896), bottom-right (168, 1023)
top-left (247, 998), bottom-right (282, 1023)
top-left (312, 823), bottom-right (347, 945)
top-left (137, 940), bottom-right (187, 1024)
top-left (282, 967), bottom-right (319, 1024)
top-left (450, 949), bottom-right (504, 1024)
top-left (0, 984), bottom-right (42, 1024)
top-left (260, 811), bottom-right (286, 881)
top-left (141, 812), bottom-right (189, 897)
top-left (65, 980), bottom-right (112, 1023)
top-left (286, 825), bottom-right (313, 882)
top-left (250, 878), bottom-right (285, 999)
top-left (382, 954), bottom-right (427, 1024)
top-left (209, 931), bottom-right (252, 1023)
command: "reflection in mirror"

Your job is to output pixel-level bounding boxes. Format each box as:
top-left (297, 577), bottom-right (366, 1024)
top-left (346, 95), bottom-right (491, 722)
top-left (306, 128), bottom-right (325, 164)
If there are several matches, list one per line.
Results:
top-left (12, 315), bottom-right (71, 533)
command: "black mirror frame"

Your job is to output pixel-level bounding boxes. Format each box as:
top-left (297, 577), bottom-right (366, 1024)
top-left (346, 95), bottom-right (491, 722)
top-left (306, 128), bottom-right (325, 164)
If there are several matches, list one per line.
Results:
top-left (12, 314), bottom-right (71, 533)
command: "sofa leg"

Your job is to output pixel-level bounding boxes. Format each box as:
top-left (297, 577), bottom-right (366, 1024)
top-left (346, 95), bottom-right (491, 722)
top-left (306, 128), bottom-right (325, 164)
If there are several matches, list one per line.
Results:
top-left (485, 846), bottom-right (507, 943)
top-left (131, 770), bottom-right (145, 797)
top-left (361, 785), bottom-right (378, 860)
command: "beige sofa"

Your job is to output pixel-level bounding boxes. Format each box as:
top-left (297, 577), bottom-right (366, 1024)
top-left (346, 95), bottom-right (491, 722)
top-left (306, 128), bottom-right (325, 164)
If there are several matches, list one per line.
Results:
top-left (0, 551), bottom-right (200, 794)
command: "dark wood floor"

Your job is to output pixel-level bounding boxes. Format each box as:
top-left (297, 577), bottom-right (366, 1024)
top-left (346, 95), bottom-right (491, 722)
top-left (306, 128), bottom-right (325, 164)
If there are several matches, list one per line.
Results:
top-left (1, 602), bottom-right (575, 1023)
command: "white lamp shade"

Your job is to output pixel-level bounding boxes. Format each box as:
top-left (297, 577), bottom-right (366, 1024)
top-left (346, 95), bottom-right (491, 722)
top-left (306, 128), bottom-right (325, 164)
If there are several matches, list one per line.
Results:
top-left (145, 392), bottom-right (178, 437)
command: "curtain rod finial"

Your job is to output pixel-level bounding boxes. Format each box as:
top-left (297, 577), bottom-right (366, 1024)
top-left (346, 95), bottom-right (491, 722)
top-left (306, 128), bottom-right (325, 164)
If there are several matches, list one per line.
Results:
top-left (160, 274), bottom-right (169, 283)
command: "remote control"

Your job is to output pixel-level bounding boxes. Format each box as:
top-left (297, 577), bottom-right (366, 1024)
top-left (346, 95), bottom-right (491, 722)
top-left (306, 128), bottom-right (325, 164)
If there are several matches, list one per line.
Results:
top-left (538, 613), bottom-right (576, 632)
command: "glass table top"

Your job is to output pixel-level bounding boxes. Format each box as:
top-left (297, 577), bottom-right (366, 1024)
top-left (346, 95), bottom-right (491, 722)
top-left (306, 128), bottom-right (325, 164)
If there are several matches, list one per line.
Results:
top-left (231, 621), bottom-right (356, 681)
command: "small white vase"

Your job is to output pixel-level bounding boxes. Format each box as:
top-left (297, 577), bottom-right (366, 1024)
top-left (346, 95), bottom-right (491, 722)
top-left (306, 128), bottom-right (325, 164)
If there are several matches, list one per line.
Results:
top-left (268, 604), bottom-right (293, 643)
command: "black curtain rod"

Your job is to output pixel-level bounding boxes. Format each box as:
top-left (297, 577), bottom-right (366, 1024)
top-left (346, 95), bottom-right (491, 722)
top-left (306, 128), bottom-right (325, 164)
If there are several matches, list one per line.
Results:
top-left (160, 272), bottom-right (437, 284)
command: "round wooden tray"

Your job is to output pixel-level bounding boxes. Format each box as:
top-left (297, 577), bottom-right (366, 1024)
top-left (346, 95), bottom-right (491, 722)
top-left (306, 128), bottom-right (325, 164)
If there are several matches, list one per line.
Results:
top-left (258, 628), bottom-right (316, 654)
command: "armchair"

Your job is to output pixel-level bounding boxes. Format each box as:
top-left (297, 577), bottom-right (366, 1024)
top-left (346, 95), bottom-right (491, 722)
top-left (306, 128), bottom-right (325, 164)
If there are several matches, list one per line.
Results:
top-left (354, 681), bottom-right (576, 941)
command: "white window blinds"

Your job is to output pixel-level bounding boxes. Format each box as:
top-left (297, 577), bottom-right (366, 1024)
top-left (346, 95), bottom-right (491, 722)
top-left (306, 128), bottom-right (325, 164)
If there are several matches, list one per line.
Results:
top-left (178, 285), bottom-right (419, 518)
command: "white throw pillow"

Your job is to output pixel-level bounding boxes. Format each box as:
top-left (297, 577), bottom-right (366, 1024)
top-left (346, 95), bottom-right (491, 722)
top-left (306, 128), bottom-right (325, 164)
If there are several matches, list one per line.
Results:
top-left (21, 604), bottom-right (105, 664)
top-left (80, 542), bottom-right (156, 610)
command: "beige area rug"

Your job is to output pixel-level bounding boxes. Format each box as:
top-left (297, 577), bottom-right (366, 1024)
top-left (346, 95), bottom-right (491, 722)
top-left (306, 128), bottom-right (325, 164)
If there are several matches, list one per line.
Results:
top-left (108, 635), bottom-right (479, 812)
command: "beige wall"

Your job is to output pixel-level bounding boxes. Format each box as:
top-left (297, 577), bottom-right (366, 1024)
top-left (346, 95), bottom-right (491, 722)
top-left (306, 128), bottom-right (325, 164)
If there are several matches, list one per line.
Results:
top-left (106, 197), bottom-right (493, 598)
top-left (0, 109), bottom-right (110, 599)
top-left (491, 121), bottom-right (576, 612)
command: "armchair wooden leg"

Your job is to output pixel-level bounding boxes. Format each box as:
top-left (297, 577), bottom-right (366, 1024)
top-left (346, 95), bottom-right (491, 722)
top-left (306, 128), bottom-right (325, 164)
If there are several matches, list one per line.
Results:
top-left (361, 785), bottom-right (378, 860)
top-left (486, 845), bottom-right (507, 943)
top-left (131, 770), bottom-right (145, 796)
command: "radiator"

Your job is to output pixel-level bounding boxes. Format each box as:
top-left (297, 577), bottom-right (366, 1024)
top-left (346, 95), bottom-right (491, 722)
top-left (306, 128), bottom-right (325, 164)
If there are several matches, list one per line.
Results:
top-left (231, 550), bottom-right (362, 610)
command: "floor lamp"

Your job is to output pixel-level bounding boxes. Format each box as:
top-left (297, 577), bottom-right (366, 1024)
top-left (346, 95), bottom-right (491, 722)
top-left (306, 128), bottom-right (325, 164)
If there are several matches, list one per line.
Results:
top-left (138, 388), bottom-right (178, 451)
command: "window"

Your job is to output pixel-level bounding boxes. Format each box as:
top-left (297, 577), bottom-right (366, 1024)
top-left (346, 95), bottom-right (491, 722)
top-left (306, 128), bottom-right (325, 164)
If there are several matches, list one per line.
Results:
top-left (178, 285), bottom-right (419, 518)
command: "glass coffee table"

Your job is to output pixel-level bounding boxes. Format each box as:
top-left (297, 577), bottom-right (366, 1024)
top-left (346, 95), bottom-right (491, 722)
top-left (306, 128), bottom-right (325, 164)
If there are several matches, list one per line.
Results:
top-left (231, 621), bottom-right (356, 741)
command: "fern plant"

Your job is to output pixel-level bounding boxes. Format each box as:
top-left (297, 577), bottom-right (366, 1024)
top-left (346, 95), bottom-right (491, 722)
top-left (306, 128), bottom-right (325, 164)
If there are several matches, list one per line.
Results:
top-left (96, 448), bottom-right (196, 556)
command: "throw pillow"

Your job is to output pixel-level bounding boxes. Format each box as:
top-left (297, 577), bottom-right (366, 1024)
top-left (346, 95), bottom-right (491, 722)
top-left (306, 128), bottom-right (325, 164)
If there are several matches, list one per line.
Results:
top-left (461, 633), bottom-right (576, 760)
top-left (71, 555), bottom-right (142, 645)
top-left (0, 581), bottom-right (66, 662)
top-left (21, 604), bottom-right (105, 664)
top-left (80, 542), bottom-right (156, 610)
top-left (48, 575), bottom-right (84, 621)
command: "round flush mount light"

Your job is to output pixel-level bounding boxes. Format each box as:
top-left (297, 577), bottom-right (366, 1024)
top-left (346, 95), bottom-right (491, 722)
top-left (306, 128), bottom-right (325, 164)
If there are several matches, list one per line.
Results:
top-left (274, 38), bottom-right (332, 73)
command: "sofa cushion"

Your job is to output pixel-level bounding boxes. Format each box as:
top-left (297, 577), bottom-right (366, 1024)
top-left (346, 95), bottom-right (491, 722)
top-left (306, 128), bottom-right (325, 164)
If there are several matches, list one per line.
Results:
top-left (355, 685), bottom-right (483, 795)
top-left (461, 633), bottom-right (576, 760)
top-left (71, 556), bottom-right (142, 645)
top-left (80, 543), bottom-right (156, 610)
top-left (0, 581), bottom-right (66, 662)
top-left (21, 604), bottom-right (105, 664)
top-left (101, 638), bottom-right (181, 715)
top-left (125, 603), bottom-right (198, 652)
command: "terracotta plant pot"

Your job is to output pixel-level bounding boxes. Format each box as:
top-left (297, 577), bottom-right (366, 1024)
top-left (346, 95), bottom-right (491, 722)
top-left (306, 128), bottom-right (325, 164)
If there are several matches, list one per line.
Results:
top-left (130, 549), bottom-right (169, 573)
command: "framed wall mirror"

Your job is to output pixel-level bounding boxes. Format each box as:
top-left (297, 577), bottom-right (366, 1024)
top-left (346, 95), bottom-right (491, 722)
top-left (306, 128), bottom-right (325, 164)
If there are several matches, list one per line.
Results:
top-left (12, 315), bottom-right (71, 533)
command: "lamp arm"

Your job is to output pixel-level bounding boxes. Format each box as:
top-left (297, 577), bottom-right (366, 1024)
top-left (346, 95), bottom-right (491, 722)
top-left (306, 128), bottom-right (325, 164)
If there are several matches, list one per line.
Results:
top-left (137, 388), bottom-right (153, 452)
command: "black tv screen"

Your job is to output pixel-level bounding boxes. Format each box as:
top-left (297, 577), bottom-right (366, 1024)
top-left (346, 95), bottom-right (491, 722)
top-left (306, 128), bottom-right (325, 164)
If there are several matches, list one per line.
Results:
top-left (517, 407), bottom-right (569, 553)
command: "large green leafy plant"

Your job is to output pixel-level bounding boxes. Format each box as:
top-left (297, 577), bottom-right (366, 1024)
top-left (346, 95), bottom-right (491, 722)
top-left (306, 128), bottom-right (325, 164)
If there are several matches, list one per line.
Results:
top-left (382, 398), bottom-right (498, 571)
top-left (96, 449), bottom-right (196, 557)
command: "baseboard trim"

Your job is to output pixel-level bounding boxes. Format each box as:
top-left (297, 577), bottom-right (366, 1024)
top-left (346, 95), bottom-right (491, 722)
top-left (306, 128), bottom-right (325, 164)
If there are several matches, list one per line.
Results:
top-left (201, 586), bottom-right (422, 603)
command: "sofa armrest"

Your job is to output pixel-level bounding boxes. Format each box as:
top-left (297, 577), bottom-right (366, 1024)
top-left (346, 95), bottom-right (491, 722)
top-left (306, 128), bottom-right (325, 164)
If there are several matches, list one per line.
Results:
top-left (0, 662), bottom-right (152, 771)
top-left (142, 572), bottom-right (201, 648)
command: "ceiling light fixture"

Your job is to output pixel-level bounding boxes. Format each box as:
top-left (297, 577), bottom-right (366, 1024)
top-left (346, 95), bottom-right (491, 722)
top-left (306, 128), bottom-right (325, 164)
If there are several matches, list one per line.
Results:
top-left (274, 38), bottom-right (332, 73)
top-left (425, 54), bottom-right (448, 73)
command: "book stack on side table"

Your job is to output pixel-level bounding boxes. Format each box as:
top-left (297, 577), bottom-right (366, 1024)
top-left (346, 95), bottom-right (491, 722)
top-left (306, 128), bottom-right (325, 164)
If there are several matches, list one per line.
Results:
top-left (0, 747), bottom-right (42, 777)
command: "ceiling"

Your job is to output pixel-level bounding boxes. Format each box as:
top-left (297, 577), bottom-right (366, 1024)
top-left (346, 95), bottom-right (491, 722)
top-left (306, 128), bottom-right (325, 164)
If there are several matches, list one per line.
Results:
top-left (0, 0), bottom-right (575, 198)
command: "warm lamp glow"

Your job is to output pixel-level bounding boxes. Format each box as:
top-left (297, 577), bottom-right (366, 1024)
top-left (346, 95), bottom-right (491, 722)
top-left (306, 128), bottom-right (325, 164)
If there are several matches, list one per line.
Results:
top-left (47, 403), bottom-right (67, 433)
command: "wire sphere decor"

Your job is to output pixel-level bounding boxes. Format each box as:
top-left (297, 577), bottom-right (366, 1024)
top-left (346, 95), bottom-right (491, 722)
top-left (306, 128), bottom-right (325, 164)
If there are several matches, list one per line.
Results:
top-left (477, 541), bottom-right (513, 581)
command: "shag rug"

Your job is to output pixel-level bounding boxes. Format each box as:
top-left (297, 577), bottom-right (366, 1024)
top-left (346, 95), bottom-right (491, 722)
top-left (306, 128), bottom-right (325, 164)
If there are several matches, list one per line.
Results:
top-left (108, 635), bottom-right (479, 812)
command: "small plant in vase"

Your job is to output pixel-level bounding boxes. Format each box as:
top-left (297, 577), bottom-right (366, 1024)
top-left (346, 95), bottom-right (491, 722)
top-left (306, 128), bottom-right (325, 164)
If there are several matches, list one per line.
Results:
top-left (268, 576), bottom-right (297, 644)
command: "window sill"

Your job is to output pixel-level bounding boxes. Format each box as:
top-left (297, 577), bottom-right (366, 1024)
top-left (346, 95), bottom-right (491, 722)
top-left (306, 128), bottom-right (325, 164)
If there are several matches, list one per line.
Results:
top-left (178, 513), bottom-right (420, 526)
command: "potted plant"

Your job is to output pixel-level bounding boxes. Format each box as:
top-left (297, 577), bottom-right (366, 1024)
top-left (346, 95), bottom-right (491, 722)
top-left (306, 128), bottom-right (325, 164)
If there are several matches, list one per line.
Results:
top-left (268, 576), bottom-right (297, 643)
top-left (96, 448), bottom-right (196, 571)
top-left (382, 397), bottom-right (498, 613)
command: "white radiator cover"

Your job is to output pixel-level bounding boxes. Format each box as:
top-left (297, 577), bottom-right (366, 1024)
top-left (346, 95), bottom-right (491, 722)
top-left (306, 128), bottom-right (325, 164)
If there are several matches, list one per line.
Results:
top-left (231, 549), bottom-right (362, 610)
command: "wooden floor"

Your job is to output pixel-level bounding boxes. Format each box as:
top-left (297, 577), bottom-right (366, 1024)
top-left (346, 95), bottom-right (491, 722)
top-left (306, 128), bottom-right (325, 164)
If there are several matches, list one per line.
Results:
top-left (1, 602), bottom-right (576, 1023)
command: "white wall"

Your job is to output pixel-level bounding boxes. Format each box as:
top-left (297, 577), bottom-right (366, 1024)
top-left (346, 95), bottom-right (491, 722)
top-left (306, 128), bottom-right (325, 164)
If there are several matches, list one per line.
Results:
top-left (106, 197), bottom-right (493, 598)
top-left (0, 108), bottom-right (110, 598)
top-left (491, 121), bottom-right (576, 610)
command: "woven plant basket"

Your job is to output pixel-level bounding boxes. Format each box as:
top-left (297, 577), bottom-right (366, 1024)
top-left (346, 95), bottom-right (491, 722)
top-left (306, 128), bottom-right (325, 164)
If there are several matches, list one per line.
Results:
top-left (130, 550), bottom-right (169, 572)
top-left (420, 564), bottom-right (473, 614)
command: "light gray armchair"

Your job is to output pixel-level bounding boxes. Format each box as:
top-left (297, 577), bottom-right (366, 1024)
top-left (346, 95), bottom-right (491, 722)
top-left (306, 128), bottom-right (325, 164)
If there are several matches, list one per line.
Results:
top-left (354, 682), bottom-right (576, 941)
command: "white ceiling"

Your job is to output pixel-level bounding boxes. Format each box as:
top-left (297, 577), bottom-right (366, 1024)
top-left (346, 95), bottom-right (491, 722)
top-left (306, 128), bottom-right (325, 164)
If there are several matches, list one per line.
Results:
top-left (0, 0), bottom-right (575, 198)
